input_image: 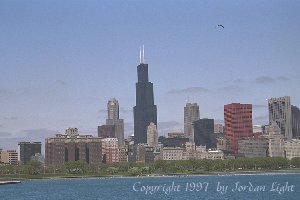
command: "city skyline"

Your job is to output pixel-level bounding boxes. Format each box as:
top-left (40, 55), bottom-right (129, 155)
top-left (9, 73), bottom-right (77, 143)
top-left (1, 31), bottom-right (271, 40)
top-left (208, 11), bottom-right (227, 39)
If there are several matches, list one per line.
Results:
top-left (1, 1), bottom-right (300, 150)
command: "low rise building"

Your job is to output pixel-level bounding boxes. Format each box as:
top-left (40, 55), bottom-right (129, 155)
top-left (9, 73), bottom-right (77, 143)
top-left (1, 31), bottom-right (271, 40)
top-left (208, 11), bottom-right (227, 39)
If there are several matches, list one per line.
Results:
top-left (168, 132), bottom-right (185, 138)
top-left (183, 145), bottom-right (224, 160)
top-left (159, 136), bottom-right (189, 148)
top-left (132, 144), bottom-right (156, 163)
top-left (238, 136), bottom-right (268, 157)
top-left (45, 128), bottom-right (102, 165)
top-left (161, 143), bottom-right (224, 161)
top-left (101, 138), bottom-right (119, 163)
top-left (214, 124), bottom-right (223, 134)
top-left (118, 146), bottom-right (128, 162)
top-left (161, 147), bottom-right (184, 160)
top-left (216, 137), bottom-right (231, 151)
top-left (205, 149), bottom-right (224, 160)
top-left (285, 139), bottom-right (300, 160)
top-left (0, 150), bottom-right (18, 165)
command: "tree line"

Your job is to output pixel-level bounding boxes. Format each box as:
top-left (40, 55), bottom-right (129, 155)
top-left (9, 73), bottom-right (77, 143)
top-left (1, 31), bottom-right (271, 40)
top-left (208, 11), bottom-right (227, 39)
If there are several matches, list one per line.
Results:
top-left (0, 157), bottom-right (300, 177)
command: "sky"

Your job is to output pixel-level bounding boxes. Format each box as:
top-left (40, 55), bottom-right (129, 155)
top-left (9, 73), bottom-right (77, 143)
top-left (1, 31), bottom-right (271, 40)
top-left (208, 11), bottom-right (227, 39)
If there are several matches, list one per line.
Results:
top-left (0, 0), bottom-right (300, 151)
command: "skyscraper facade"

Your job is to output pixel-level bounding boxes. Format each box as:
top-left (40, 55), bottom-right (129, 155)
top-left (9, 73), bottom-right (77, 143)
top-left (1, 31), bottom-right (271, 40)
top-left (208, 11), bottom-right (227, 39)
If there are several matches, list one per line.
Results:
top-left (17, 142), bottom-right (41, 164)
top-left (292, 105), bottom-right (300, 139)
top-left (268, 96), bottom-right (292, 141)
top-left (224, 103), bottom-right (253, 154)
top-left (107, 98), bottom-right (119, 120)
top-left (0, 150), bottom-right (18, 165)
top-left (105, 98), bottom-right (124, 147)
top-left (101, 138), bottom-right (119, 163)
top-left (134, 47), bottom-right (157, 145)
top-left (98, 125), bottom-right (115, 138)
top-left (193, 118), bottom-right (216, 149)
top-left (147, 122), bottom-right (158, 147)
top-left (184, 102), bottom-right (200, 142)
top-left (267, 121), bottom-right (285, 157)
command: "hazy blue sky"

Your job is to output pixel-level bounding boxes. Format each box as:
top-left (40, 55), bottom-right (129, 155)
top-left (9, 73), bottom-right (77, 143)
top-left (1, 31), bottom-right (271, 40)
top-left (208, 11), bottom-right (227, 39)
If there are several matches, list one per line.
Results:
top-left (1, 0), bottom-right (300, 150)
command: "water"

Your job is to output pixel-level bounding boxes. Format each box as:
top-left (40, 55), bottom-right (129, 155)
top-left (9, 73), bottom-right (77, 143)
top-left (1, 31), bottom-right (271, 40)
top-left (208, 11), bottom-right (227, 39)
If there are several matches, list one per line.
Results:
top-left (0, 172), bottom-right (299, 200)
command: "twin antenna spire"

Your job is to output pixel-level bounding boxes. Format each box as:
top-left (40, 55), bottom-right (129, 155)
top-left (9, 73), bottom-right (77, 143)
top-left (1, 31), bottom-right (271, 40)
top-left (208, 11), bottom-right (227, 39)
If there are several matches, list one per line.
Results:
top-left (139, 45), bottom-right (145, 64)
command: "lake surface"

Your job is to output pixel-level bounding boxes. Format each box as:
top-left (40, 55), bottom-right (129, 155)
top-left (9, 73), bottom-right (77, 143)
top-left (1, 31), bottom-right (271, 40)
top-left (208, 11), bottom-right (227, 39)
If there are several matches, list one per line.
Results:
top-left (1, 171), bottom-right (299, 200)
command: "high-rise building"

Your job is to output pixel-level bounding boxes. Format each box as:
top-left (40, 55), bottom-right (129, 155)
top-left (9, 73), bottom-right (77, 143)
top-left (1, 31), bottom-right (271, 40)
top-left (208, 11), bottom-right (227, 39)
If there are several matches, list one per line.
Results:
top-left (147, 122), bottom-right (158, 147)
top-left (17, 142), bottom-right (41, 164)
top-left (105, 98), bottom-right (125, 147)
top-left (184, 102), bottom-right (200, 142)
top-left (224, 103), bottom-right (253, 154)
top-left (268, 96), bottom-right (292, 141)
top-left (98, 125), bottom-right (115, 138)
top-left (193, 118), bottom-right (216, 149)
top-left (107, 98), bottom-right (119, 120)
top-left (267, 121), bottom-right (285, 157)
top-left (133, 47), bottom-right (157, 145)
top-left (292, 105), bottom-right (300, 139)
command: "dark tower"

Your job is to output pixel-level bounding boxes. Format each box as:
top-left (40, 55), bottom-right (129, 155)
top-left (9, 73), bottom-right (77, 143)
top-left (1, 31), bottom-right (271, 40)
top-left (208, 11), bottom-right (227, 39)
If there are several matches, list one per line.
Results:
top-left (193, 118), bottom-right (216, 149)
top-left (134, 46), bottom-right (157, 144)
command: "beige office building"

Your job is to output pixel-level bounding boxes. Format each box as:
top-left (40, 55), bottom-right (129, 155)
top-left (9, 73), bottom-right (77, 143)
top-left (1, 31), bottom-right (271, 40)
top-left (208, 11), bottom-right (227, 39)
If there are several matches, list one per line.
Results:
top-left (267, 122), bottom-right (285, 157)
top-left (184, 102), bottom-right (200, 142)
top-left (162, 147), bottom-right (184, 160)
top-left (285, 139), bottom-right (300, 160)
top-left (147, 122), bottom-right (158, 147)
top-left (0, 150), bottom-right (18, 165)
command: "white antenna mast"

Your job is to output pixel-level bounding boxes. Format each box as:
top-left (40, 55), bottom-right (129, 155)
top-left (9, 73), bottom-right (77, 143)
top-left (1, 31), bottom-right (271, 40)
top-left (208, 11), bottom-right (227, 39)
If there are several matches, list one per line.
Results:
top-left (139, 46), bottom-right (142, 64)
top-left (139, 45), bottom-right (145, 64)
top-left (142, 45), bottom-right (145, 63)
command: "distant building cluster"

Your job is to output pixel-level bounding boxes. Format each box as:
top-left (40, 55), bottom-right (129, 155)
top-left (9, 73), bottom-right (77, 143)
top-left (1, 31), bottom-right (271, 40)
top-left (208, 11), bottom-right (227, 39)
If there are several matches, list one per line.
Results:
top-left (0, 142), bottom-right (42, 165)
top-left (1, 49), bottom-right (300, 166)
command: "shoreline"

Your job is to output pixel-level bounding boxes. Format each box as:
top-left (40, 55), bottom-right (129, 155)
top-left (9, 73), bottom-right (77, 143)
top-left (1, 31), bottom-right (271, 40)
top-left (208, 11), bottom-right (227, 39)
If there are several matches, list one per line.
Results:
top-left (2, 169), bottom-right (300, 181)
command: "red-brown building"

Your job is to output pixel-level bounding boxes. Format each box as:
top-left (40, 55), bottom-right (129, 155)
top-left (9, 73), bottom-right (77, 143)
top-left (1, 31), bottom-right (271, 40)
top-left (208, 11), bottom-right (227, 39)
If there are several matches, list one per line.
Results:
top-left (45, 128), bottom-right (102, 165)
top-left (224, 103), bottom-right (253, 154)
top-left (101, 138), bottom-right (119, 163)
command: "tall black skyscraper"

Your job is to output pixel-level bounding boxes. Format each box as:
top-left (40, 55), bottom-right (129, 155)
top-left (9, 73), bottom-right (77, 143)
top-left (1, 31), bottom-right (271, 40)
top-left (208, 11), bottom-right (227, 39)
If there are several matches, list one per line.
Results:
top-left (292, 105), bottom-right (300, 139)
top-left (134, 46), bottom-right (157, 145)
top-left (193, 118), bottom-right (216, 149)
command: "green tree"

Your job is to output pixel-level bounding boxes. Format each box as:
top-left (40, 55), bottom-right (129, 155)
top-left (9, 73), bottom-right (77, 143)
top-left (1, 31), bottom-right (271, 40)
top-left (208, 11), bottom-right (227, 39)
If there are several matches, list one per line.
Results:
top-left (291, 157), bottom-right (300, 168)
top-left (65, 161), bottom-right (87, 174)
top-left (24, 160), bottom-right (42, 175)
top-left (128, 167), bottom-right (141, 176)
top-left (106, 167), bottom-right (119, 174)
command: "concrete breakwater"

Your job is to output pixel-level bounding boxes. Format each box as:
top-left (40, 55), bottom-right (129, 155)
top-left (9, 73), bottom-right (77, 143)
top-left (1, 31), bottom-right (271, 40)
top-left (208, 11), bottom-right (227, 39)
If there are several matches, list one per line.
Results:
top-left (0, 181), bottom-right (21, 185)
